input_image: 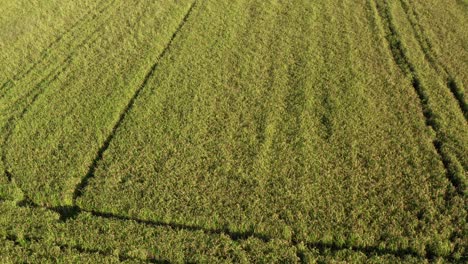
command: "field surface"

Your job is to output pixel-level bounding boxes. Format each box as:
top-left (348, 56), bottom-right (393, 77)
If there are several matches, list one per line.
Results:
top-left (0, 0), bottom-right (466, 263)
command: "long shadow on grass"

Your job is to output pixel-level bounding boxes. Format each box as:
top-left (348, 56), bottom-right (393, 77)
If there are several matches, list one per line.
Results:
top-left (15, 197), bottom-right (429, 261)
top-left (72, 0), bottom-right (198, 202)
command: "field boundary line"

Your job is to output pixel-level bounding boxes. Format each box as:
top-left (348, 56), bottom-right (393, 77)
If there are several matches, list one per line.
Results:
top-left (399, 0), bottom-right (467, 119)
top-left (72, 1), bottom-right (198, 202)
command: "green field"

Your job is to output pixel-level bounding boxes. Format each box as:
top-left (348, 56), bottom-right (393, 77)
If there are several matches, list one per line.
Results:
top-left (0, 0), bottom-right (466, 262)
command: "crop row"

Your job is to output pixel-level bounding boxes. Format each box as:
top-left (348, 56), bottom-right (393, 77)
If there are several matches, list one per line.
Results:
top-left (74, 0), bottom-right (459, 258)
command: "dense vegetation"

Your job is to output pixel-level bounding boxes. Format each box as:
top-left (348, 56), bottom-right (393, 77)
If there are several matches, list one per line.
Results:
top-left (1, 0), bottom-right (466, 262)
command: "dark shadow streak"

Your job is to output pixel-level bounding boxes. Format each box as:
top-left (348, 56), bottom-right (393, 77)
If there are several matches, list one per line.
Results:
top-left (398, 0), bottom-right (467, 120)
top-left (1, 57), bottom-right (72, 184)
top-left (15, 197), bottom-right (435, 261)
top-left (72, 0), bottom-right (198, 202)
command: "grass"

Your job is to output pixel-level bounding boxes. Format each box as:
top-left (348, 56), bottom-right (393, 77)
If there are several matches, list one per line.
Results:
top-left (0, 0), bottom-right (466, 262)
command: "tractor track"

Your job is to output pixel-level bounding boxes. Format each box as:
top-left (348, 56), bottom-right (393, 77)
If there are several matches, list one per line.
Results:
top-left (0, 0), bottom-right (121, 185)
top-left (72, 1), bottom-right (198, 203)
top-left (399, 0), bottom-right (467, 119)
top-left (0, 0), bottom-right (116, 101)
top-left (372, 0), bottom-right (466, 260)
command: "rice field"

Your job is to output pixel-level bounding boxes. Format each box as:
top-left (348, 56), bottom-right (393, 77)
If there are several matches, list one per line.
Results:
top-left (0, 0), bottom-right (466, 263)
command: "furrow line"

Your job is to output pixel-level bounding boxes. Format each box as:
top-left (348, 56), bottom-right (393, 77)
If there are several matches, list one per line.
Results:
top-left (83, 208), bottom-right (272, 243)
top-left (72, 1), bottom-right (198, 202)
top-left (1, 9), bottom-right (118, 118)
top-left (399, 0), bottom-right (467, 119)
top-left (0, 80), bottom-right (12, 98)
top-left (1, 9), bottom-right (116, 182)
top-left (15, 0), bottom-right (114, 79)
top-left (17, 196), bottom-right (272, 245)
top-left (1, 56), bottom-right (73, 184)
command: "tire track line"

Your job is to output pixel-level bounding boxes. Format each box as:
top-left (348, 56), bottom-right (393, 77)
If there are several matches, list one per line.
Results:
top-left (0, 0), bottom-right (120, 122)
top-left (373, 0), bottom-right (464, 195)
top-left (1, 3), bottom-right (118, 184)
top-left (373, 0), bottom-right (465, 260)
top-left (0, 0), bottom-right (114, 101)
top-left (399, 0), bottom-right (467, 119)
top-left (1, 14), bottom-right (113, 117)
top-left (2, 56), bottom-right (73, 184)
top-left (13, 0), bottom-right (113, 81)
top-left (0, 1), bottom-right (456, 262)
top-left (72, 1), bottom-right (198, 202)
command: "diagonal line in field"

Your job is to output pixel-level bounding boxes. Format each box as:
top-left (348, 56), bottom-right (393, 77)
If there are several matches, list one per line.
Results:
top-left (1, 0), bottom-right (122, 185)
top-left (72, 1), bottom-right (198, 202)
top-left (2, 1), bottom-right (460, 261)
top-left (2, 56), bottom-right (73, 184)
top-left (0, 0), bottom-right (119, 109)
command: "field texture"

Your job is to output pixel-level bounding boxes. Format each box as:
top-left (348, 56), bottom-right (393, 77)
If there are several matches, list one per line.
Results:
top-left (0, 0), bottom-right (466, 263)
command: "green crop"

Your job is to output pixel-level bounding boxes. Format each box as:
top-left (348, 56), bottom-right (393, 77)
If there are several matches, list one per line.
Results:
top-left (0, 0), bottom-right (466, 262)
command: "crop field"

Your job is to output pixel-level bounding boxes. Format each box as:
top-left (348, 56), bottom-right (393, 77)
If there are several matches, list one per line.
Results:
top-left (0, 0), bottom-right (466, 263)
